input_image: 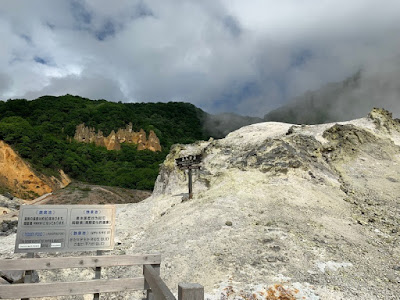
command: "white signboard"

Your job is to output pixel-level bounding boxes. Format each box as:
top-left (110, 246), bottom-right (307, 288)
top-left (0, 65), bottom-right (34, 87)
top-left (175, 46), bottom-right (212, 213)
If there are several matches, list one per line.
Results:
top-left (15, 205), bottom-right (115, 253)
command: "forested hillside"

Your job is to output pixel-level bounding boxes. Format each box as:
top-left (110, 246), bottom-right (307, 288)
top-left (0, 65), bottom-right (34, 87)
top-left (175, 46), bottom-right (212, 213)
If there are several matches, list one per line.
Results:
top-left (0, 95), bottom-right (209, 190)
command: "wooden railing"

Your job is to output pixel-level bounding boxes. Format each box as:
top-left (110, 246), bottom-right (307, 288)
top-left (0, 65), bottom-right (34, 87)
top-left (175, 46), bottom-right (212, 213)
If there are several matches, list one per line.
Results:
top-left (0, 254), bottom-right (203, 300)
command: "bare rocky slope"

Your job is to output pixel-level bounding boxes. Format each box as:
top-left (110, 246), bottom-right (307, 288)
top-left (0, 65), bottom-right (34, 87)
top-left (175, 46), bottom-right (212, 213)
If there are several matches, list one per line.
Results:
top-left (0, 140), bottom-right (70, 199)
top-left (0, 108), bottom-right (399, 299)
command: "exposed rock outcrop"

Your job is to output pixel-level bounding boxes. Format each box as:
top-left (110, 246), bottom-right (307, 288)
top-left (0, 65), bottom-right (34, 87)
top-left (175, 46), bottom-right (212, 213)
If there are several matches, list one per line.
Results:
top-left (74, 123), bottom-right (162, 151)
top-left (123, 108), bottom-right (399, 299)
top-left (0, 141), bottom-right (70, 199)
top-left (0, 194), bottom-right (21, 237)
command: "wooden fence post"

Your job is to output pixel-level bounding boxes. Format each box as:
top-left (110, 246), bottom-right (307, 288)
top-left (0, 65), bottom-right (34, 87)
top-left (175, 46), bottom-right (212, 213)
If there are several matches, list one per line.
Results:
top-left (188, 169), bottom-right (193, 199)
top-left (0, 254), bottom-right (164, 299)
top-left (22, 252), bottom-right (34, 300)
top-left (144, 264), bottom-right (160, 300)
top-left (178, 283), bottom-right (204, 300)
top-left (93, 250), bottom-right (103, 300)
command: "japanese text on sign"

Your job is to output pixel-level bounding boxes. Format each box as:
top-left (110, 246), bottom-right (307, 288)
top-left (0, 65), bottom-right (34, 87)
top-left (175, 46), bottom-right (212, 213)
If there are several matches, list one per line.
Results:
top-left (15, 205), bottom-right (115, 253)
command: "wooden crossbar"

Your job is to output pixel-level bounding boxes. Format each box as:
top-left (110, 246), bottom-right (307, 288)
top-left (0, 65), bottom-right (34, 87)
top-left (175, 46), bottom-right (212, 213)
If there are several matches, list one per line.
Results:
top-left (0, 254), bottom-right (164, 299)
top-left (0, 254), bottom-right (203, 300)
top-left (144, 265), bottom-right (176, 300)
top-left (0, 254), bottom-right (161, 270)
top-left (0, 278), bottom-right (146, 298)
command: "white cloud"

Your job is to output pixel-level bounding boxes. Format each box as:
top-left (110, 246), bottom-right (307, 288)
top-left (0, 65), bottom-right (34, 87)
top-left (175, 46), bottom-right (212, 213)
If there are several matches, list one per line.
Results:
top-left (22, 72), bottom-right (127, 102)
top-left (0, 0), bottom-right (399, 117)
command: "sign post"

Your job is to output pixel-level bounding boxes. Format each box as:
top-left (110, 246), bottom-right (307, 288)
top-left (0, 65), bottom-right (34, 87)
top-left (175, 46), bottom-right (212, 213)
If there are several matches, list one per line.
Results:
top-left (176, 155), bottom-right (202, 199)
top-left (14, 205), bottom-right (116, 300)
top-left (15, 205), bottom-right (115, 253)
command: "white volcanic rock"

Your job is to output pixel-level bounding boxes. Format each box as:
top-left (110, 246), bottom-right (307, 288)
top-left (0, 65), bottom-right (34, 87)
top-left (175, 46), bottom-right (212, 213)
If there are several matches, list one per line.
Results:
top-left (115, 108), bottom-right (400, 299)
top-left (0, 108), bottom-right (399, 300)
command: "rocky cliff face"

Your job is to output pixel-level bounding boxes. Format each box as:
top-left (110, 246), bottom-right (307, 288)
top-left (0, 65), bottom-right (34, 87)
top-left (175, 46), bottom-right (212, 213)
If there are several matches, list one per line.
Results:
top-left (0, 141), bottom-right (71, 199)
top-left (74, 123), bottom-right (162, 151)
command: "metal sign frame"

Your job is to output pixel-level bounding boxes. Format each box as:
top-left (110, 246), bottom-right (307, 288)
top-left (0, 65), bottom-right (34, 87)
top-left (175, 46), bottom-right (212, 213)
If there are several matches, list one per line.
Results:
top-left (14, 205), bottom-right (116, 253)
top-left (175, 154), bottom-right (202, 169)
top-left (176, 155), bottom-right (202, 199)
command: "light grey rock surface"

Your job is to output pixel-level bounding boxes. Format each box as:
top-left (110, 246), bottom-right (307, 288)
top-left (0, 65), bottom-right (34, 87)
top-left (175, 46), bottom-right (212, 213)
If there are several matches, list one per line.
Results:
top-left (0, 195), bottom-right (21, 237)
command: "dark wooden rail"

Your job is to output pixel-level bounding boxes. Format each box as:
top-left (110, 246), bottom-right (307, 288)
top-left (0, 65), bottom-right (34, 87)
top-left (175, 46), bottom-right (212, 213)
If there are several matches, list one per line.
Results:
top-left (0, 254), bottom-right (202, 300)
top-left (144, 264), bottom-right (176, 300)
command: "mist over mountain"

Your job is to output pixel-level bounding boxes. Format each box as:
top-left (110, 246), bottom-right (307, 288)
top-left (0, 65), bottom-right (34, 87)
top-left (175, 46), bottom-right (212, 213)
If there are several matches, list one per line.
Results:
top-left (264, 68), bottom-right (400, 124)
top-left (202, 113), bottom-right (263, 139)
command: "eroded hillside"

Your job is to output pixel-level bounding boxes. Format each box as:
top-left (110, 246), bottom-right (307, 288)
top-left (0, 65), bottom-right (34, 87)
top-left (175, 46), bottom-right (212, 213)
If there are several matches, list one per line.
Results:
top-left (0, 140), bottom-right (70, 199)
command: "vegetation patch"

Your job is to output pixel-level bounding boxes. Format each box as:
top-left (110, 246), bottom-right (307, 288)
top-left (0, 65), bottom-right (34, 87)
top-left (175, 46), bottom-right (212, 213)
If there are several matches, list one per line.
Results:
top-left (0, 95), bottom-right (210, 190)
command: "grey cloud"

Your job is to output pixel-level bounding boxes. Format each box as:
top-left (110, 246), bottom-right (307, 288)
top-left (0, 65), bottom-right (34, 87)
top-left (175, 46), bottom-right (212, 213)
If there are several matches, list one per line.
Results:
top-left (95, 20), bottom-right (116, 41)
top-left (132, 1), bottom-right (154, 19)
top-left (22, 74), bottom-right (127, 103)
top-left (70, 0), bottom-right (92, 26)
top-left (69, 0), bottom-right (154, 41)
top-left (338, 68), bottom-right (400, 119)
top-left (222, 15), bottom-right (241, 37)
top-left (265, 67), bottom-right (400, 124)
top-left (19, 34), bottom-right (32, 44)
top-left (33, 56), bottom-right (49, 65)
top-left (0, 73), bottom-right (13, 96)
top-left (0, 0), bottom-right (400, 118)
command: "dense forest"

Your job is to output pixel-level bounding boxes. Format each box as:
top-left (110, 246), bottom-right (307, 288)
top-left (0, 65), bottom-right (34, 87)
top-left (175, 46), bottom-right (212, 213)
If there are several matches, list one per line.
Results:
top-left (0, 95), bottom-right (209, 190)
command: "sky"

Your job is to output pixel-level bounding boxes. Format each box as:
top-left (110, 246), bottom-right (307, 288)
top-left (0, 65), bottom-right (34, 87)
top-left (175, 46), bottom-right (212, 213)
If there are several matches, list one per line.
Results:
top-left (0, 0), bottom-right (399, 117)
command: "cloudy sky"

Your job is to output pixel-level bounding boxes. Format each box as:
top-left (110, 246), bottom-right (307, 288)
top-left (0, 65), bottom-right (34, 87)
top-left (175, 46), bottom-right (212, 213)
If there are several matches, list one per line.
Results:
top-left (0, 0), bottom-right (399, 117)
